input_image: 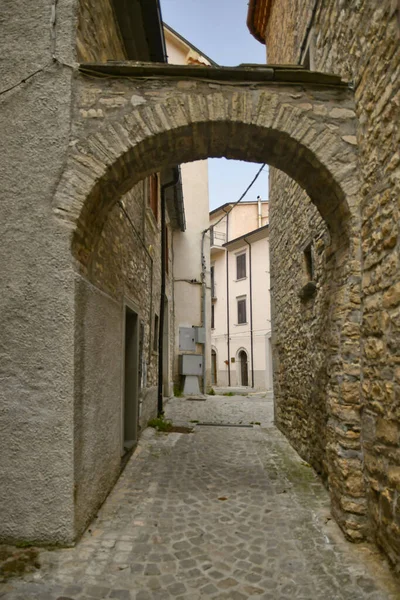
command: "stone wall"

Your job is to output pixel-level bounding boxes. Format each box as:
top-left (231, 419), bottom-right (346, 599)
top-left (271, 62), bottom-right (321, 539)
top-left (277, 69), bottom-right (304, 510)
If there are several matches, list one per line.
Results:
top-left (263, 0), bottom-right (400, 570)
top-left (270, 173), bottom-right (331, 479)
top-left (73, 176), bottom-right (175, 536)
top-left (76, 0), bottom-right (126, 62)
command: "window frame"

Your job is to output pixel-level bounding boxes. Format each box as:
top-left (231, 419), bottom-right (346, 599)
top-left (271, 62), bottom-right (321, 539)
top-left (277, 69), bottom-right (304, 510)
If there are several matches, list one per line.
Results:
top-left (236, 252), bottom-right (247, 280)
top-left (237, 296), bottom-right (247, 325)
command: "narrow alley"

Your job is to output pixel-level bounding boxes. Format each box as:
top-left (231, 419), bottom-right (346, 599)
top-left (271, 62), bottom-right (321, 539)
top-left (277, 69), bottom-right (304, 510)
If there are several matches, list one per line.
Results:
top-left (1, 396), bottom-right (398, 600)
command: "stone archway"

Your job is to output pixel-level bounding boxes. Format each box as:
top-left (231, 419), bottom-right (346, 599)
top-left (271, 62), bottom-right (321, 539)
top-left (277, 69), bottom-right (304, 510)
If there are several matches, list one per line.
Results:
top-left (55, 64), bottom-right (364, 540)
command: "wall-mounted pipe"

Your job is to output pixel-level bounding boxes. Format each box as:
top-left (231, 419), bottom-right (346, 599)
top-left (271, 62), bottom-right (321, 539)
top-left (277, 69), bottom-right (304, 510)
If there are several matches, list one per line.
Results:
top-left (244, 237), bottom-right (255, 389)
top-left (201, 229), bottom-right (207, 393)
top-left (118, 200), bottom-right (154, 366)
top-left (223, 207), bottom-right (231, 387)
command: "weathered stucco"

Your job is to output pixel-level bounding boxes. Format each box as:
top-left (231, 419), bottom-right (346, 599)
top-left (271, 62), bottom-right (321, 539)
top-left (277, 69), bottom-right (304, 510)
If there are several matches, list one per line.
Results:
top-left (0, 1), bottom-right (79, 544)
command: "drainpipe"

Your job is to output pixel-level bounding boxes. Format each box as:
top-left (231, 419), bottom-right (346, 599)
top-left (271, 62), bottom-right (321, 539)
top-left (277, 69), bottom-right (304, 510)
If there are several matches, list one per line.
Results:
top-left (118, 200), bottom-right (154, 366)
top-left (244, 237), bottom-right (255, 389)
top-left (257, 195), bottom-right (262, 229)
top-left (158, 168), bottom-right (180, 416)
top-left (201, 229), bottom-right (207, 393)
top-left (223, 207), bottom-right (231, 386)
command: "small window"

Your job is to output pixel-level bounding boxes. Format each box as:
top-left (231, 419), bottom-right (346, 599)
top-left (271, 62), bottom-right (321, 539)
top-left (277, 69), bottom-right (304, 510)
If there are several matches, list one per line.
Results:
top-left (236, 253), bottom-right (246, 280)
top-left (149, 174), bottom-right (158, 221)
top-left (211, 265), bottom-right (215, 298)
top-left (211, 304), bottom-right (215, 329)
top-left (153, 314), bottom-right (159, 352)
top-left (237, 297), bottom-right (247, 324)
top-left (304, 244), bottom-right (314, 281)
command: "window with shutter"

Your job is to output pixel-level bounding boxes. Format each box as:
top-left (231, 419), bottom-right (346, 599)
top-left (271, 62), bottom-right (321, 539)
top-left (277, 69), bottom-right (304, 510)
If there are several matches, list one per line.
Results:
top-left (237, 298), bottom-right (247, 324)
top-left (236, 253), bottom-right (246, 279)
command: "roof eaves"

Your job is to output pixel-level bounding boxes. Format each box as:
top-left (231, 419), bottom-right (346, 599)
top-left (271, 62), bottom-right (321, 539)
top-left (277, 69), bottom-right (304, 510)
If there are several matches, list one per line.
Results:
top-left (223, 223), bottom-right (269, 248)
top-left (247, 0), bottom-right (270, 45)
top-left (163, 22), bottom-right (219, 67)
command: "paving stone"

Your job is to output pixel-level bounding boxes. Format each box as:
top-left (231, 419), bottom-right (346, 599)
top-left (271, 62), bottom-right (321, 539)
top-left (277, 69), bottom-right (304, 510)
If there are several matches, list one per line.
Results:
top-left (109, 591), bottom-right (132, 600)
top-left (0, 397), bottom-right (399, 600)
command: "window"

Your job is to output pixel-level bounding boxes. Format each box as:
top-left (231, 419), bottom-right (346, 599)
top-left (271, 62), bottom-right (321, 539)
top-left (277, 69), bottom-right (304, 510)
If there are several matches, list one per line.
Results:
top-left (211, 304), bottom-right (215, 329)
top-left (237, 297), bottom-right (247, 324)
top-left (304, 244), bottom-right (314, 281)
top-left (211, 265), bottom-right (215, 298)
top-left (153, 314), bottom-right (159, 352)
top-left (236, 253), bottom-right (246, 280)
top-left (149, 173), bottom-right (158, 221)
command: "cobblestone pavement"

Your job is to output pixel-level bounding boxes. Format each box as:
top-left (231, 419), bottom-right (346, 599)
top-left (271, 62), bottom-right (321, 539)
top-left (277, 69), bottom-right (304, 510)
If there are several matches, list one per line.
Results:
top-left (1, 396), bottom-right (399, 600)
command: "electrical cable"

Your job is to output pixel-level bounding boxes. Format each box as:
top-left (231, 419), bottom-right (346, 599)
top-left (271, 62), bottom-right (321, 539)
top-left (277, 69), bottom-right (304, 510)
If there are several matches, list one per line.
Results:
top-left (207, 163), bottom-right (266, 234)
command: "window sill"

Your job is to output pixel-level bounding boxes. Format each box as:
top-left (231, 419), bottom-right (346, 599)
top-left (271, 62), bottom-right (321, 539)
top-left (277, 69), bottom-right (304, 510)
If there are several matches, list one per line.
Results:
top-left (235, 277), bottom-right (247, 282)
top-left (235, 322), bottom-right (248, 326)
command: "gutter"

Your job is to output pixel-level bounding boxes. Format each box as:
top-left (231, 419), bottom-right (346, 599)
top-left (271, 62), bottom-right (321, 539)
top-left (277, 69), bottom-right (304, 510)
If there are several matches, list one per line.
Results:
top-left (244, 237), bottom-right (255, 389)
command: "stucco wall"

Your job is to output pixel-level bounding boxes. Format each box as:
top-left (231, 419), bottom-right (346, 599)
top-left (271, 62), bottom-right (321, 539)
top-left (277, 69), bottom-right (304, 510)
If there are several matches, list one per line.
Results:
top-left (73, 276), bottom-right (123, 537)
top-left (172, 162), bottom-right (211, 392)
top-left (0, 0), bottom-right (77, 543)
top-left (263, 0), bottom-right (400, 567)
top-left (211, 204), bottom-right (271, 391)
top-left (165, 28), bottom-right (212, 393)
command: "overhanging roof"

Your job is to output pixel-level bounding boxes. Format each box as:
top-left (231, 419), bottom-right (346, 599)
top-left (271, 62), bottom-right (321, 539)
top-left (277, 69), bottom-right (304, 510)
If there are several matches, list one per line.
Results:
top-left (247, 0), bottom-right (271, 45)
top-left (223, 224), bottom-right (269, 251)
top-left (164, 23), bottom-right (218, 67)
top-left (113, 0), bottom-right (167, 62)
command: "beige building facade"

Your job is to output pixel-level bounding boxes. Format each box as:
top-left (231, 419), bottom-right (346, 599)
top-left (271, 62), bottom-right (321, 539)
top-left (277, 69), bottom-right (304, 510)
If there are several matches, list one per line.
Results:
top-left (164, 24), bottom-right (215, 393)
top-left (210, 200), bottom-right (272, 390)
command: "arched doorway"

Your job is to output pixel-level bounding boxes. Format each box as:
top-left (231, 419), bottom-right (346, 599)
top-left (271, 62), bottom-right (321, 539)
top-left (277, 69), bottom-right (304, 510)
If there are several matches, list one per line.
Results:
top-left (211, 348), bottom-right (217, 386)
top-left (238, 350), bottom-right (249, 387)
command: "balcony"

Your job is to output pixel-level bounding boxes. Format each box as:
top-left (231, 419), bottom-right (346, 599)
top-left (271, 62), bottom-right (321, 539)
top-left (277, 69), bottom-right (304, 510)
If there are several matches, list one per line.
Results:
top-left (210, 228), bottom-right (226, 255)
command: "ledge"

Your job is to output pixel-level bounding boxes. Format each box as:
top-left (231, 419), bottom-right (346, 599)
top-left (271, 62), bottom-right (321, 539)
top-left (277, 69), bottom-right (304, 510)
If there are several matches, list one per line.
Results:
top-left (79, 62), bottom-right (348, 88)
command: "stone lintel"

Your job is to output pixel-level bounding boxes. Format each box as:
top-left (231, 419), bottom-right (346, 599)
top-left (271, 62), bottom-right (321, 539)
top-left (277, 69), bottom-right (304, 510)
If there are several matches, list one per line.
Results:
top-left (78, 62), bottom-right (348, 88)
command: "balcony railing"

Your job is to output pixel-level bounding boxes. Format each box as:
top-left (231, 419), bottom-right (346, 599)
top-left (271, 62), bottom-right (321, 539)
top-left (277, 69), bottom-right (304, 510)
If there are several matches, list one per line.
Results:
top-left (210, 228), bottom-right (226, 247)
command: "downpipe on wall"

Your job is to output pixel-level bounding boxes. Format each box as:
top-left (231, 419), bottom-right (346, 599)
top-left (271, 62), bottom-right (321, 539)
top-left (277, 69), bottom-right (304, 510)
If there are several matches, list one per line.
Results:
top-left (201, 229), bottom-right (208, 394)
top-left (244, 237), bottom-right (255, 389)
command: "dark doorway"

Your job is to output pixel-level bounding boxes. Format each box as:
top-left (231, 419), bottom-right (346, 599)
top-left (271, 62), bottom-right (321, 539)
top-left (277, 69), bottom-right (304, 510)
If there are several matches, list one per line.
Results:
top-left (211, 349), bottom-right (217, 386)
top-left (239, 350), bottom-right (249, 387)
top-left (163, 296), bottom-right (169, 397)
top-left (124, 307), bottom-right (139, 454)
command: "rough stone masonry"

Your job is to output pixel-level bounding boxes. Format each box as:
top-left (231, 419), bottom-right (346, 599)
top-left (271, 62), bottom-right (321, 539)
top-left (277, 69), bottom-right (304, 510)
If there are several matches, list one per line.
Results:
top-left (248, 0), bottom-right (400, 571)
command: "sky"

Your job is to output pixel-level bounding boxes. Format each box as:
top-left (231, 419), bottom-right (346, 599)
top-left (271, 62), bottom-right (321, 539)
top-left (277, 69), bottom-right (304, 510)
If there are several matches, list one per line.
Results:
top-left (160, 0), bottom-right (269, 210)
